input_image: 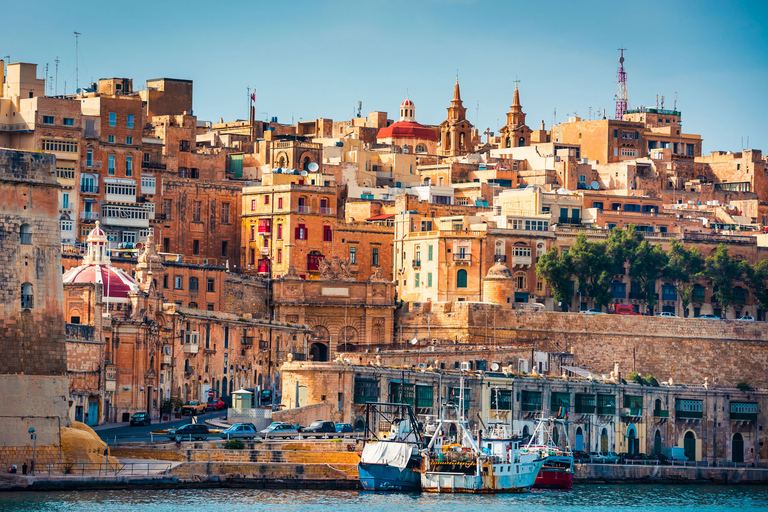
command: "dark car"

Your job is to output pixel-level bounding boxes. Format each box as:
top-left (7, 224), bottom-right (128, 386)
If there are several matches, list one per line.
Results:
top-left (302, 421), bottom-right (336, 437)
top-left (572, 450), bottom-right (589, 461)
top-left (650, 453), bottom-right (668, 464)
top-left (167, 423), bottom-right (210, 441)
top-left (335, 423), bottom-right (353, 433)
top-left (129, 411), bottom-right (151, 426)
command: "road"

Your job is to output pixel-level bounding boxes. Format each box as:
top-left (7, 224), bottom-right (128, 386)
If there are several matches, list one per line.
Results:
top-left (96, 410), bottom-right (227, 444)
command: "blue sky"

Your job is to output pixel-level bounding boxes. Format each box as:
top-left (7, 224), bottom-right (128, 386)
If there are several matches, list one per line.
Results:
top-left (5, 0), bottom-right (767, 153)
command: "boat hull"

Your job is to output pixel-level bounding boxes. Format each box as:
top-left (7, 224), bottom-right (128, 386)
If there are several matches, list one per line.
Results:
top-left (421, 459), bottom-right (543, 493)
top-left (358, 463), bottom-right (421, 491)
top-left (533, 467), bottom-right (574, 490)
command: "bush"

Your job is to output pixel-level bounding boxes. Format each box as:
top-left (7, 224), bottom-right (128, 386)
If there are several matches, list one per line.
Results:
top-left (627, 371), bottom-right (644, 385)
top-left (224, 439), bottom-right (245, 450)
top-left (736, 382), bottom-right (752, 392)
top-left (645, 375), bottom-right (660, 387)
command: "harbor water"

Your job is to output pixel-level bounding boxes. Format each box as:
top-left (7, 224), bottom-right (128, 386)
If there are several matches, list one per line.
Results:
top-left (1, 485), bottom-right (767, 511)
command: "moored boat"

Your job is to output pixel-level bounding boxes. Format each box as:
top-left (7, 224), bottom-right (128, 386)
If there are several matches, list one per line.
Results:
top-left (523, 417), bottom-right (574, 490)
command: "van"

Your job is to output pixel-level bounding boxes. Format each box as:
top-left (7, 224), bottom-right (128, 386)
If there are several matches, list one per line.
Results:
top-left (661, 446), bottom-right (688, 461)
top-left (609, 304), bottom-right (642, 315)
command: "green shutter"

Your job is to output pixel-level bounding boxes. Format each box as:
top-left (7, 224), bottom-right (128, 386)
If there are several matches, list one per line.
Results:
top-left (229, 154), bottom-right (244, 178)
top-left (428, 244), bottom-right (433, 261)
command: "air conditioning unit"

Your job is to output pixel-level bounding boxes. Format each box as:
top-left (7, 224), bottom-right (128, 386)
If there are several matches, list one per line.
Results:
top-left (460, 361), bottom-right (471, 372)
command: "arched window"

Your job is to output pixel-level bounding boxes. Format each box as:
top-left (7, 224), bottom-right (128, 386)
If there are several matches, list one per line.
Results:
top-left (456, 269), bottom-right (468, 288)
top-left (20, 224), bottom-right (32, 245)
top-left (302, 156), bottom-right (312, 171)
top-left (518, 136), bottom-right (525, 147)
top-left (459, 132), bottom-right (465, 150)
top-left (415, 143), bottom-right (426, 153)
top-left (684, 431), bottom-right (697, 461)
top-left (514, 271), bottom-right (527, 291)
top-left (21, 282), bottom-right (33, 308)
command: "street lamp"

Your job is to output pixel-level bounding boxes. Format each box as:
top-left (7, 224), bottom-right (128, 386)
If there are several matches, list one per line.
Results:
top-left (28, 427), bottom-right (36, 475)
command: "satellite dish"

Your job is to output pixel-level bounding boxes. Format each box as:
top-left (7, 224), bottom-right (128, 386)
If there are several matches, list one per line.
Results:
top-left (591, 181), bottom-right (599, 190)
top-left (418, 362), bottom-right (426, 369)
top-left (410, 337), bottom-right (419, 345)
top-left (135, 242), bottom-right (144, 250)
top-left (491, 362), bottom-right (500, 372)
top-left (301, 170), bottom-right (308, 177)
top-left (308, 162), bottom-right (319, 172)
top-left (403, 148), bottom-right (409, 153)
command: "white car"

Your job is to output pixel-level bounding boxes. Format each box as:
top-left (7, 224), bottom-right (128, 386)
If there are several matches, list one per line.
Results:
top-left (737, 315), bottom-right (755, 321)
top-left (581, 309), bottom-right (608, 314)
top-left (656, 312), bottom-right (679, 318)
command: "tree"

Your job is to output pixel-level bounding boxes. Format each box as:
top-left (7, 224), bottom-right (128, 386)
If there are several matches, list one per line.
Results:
top-left (628, 241), bottom-right (669, 314)
top-left (536, 247), bottom-right (573, 310)
top-left (743, 259), bottom-right (768, 313)
top-left (703, 244), bottom-right (744, 315)
top-left (606, 225), bottom-right (644, 274)
top-left (569, 233), bottom-right (613, 309)
top-left (664, 239), bottom-right (704, 316)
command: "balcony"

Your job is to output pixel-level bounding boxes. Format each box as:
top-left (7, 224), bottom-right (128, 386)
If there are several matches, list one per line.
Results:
top-left (66, 323), bottom-right (96, 341)
top-left (653, 409), bottom-right (670, 418)
top-left (80, 185), bottom-right (100, 195)
top-left (82, 159), bottom-right (102, 169)
top-left (676, 410), bottom-right (702, 419)
top-left (101, 205), bottom-right (150, 228)
top-left (257, 220), bottom-right (272, 234)
top-left (730, 411), bottom-right (757, 421)
top-left (412, 259), bottom-right (421, 268)
top-left (622, 407), bottom-right (643, 417)
top-left (512, 255), bottom-right (532, 267)
top-left (597, 406), bottom-right (616, 415)
top-left (80, 211), bottom-right (99, 221)
top-left (453, 253), bottom-right (472, 264)
top-left (162, 355), bottom-right (172, 366)
top-left (692, 293), bottom-right (706, 303)
top-left (141, 161), bottom-right (167, 170)
top-left (629, 292), bottom-right (646, 300)
top-left (661, 293), bottom-right (678, 302)
top-left (494, 254), bottom-right (507, 263)
top-left (320, 207), bottom-right (333, 215)
top-left (575, 405), bottom-right (595, 414)
top-left (183, 344), bottom-right (199, 354)
top-left (242, 337), bottom-right (254, 346)
top-left (297, 205), bottom-right (310, 214)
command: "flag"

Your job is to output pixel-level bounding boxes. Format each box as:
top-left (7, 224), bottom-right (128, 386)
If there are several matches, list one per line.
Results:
top-left (251, 93), bottom-right (255, 102)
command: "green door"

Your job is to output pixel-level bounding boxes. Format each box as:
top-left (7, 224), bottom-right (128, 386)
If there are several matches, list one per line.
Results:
top-left (732, 433), bottom-right (744, 463)
top-left (653, 430), bottom-right (662, 455)
top-left (684, 432), bottom-right (696, 461)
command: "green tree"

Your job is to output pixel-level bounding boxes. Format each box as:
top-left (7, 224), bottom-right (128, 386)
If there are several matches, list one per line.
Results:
top-left (606, 224), bottom-right (644, 274)
top-left (569, 233), bottom-right (613, 309)
top-left (628, 241), bottom-right (669, 314)
top-left (703, 244), bottom-right (744, 315)
top-left (664, 239), bottom-right (704, 316)
top-left (536, 247), bottom-right (573, 310)
top-left (743, 259), bottom-right (768, 313)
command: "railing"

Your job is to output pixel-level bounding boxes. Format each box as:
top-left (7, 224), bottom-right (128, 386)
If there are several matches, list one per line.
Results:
top-left (675, 410), bottom-right (703, 419)
top-left (575, 405), bottom-right (595, 414)
top-left (412, 259), bottom-right (421, 268)
top-left (661, 294), bottom-right (678, 302)
top-left (142, 161), bottom-right (167, 170)
top-left (297, 206), bottom-right (310, 214)
top-left (684, 232), bottom-right (756, 246)
top-left (183, 344), bottom-right (199, 354)
top-left (453, 253), bottom-right (472, 263)
top-left (66, 323), bottom-right (96, 341)
top-left (82, 159), bottom-right (102, 169)
top-left (730, 412), bottom-right (757, 421)
top-left (81, 186), bottom-right (100, 194)
top-left (512, 255), bottom-right (532, 266)
top-left (36, 462), bottom-right (172, 476)
top-left (320, 207), bottom-right (333, 215)
top-left (597, 406), bottom-right (616, 415)
top-left (622, 407), bottom-right (643, 417)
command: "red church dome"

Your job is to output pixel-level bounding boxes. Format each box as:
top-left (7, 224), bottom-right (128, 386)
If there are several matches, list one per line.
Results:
top-left (376, 121), bottom-right (437, 141)
top-left (63, 265), bottom-right (140, 301)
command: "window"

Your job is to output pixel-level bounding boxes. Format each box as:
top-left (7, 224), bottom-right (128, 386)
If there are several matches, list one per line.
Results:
top-left (221, 203), bottom-right (230, 224)
top-left (20, 224), bottom-right (32, 245)
top-left (108, 112), bottom-right (116, 126)
top-left (457, 269), bottom-right (468, 288)
top-left (43, 139), bottom-right (78, 153)
top-left (192, 201), bottom-right (201, 222)
top-left (278, 197), bottom-right (283, 208)
top-left (125, 157), bottom-right (132, 177)
top-left (221, 241), bottom-right (228, 257)
top-left (62, 193), bottom-right (70, 210)
top-left (514, 271), bottom-right (527, 290)
top-left (224, 326), bottom-right (229, 349)
top-left (108, 134), bottom-right (115, 143)
top-left (349, 246), bottom-right (356, 264)
top-left (192, 240), bottom-right (200, 255)
top-left (207, 278), bottom-right (215, 292)
top-left (108, 155), bottom-right (115, 175)
top-left (250, 199), bottom-right (256, 211)
top-left (163, 275), bottom-right (168, 288)
top-left (21, 282), bottom-right (34, 308)
top-left (414, 272), bottom-right (420, 288)
top-left (43, 115), bottom-right (54, 125)
top-left (141, 175), bottom-right (155, 192)
top-left (174, 276), bottom-right (183, 289)
top-left (277, 224), bottom-right (283, 239)
top-left (323, 225), bottom-right (333, 242)
top-left (427, 272), bottom-right (433, 288)
top-left (579, 175), bottom-right (586, 183)
top-left (63, 117), bottom-right (74, 126)
top-left (264, 195), bottom-right (270, 205)
top-left (126, 136), bottom-right (133, 145)
top-left (189, 277), bottom-right (199, 291)
top-left (428, 245), bottom-right (433, 261)
top-left (295, 224), bottom-right (307, 240)
top-left (250, 225), bottom-right (256, 240)
top-left (372, 248), bottom-right (379, 266)
top-left (104, 182), bottom-right (136, 197)
top-left (126, 114), bottom-right (134, 128)
top-left (277, 249), bottom-right (282, 263)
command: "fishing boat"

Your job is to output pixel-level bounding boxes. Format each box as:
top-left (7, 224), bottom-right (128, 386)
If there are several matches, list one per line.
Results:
top-left (419, 380), bottom-right (544, 493)
top-left (523, 417), bottom-right (574, 490)
top-left (357, 402), bottom-right (424, 491)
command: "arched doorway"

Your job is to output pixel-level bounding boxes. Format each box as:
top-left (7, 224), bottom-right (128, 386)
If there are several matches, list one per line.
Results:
top-left (522, 425), bottom-right (530, 442)
top-left (627, 425), bottom-right (638, 455)
top-left (222, 377), bottom-right (228, 399)
top-left (309, 342), bottom-right (328, 362)
top-left (653, 430), bottom-right (662, 455)
top-left (354, 417), bottom-right (365, 432)
top-left (600, 428), bottom-right (609, 452)
top-left (732, 433), bottom-right (744, 463)
top-left (684, 431), bottom-right (697, 461)
top-left (575, 427), bottom-right (584, 452)
top-left (338, 326), bottom-right (358, 352)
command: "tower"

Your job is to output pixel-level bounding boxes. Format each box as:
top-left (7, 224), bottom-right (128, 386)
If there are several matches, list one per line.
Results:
top-left (614, 48), bottom-right (628, 120)
top-left (399, 96), bottom-right (415, 122)
top-left (499, 82), bottom-right (531, 149)
top-left (439, 77), bottom-right (473, 157)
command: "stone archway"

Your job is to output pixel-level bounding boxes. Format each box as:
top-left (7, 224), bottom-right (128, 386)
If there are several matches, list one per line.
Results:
top-left (732, 433), bottom-right (744, 463)
top-left (338, 326), bottom-right (358, 352)
top-left (575, 427), bottom-right (585, 452)
top-left (684, 431), bottom-right (697, 461)
top-left (627, 425), bottom-right (638, 455)
top-left (309, 342), bottom-right (328, 362)
top-left (654, 429), bottom-right (662, 455)
top-left (600, 428), bottom-right (609, 452)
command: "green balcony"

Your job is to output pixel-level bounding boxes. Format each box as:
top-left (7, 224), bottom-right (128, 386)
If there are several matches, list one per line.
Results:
top-left (522, 403), bottom-right (542, 412)
top-left (730, 412), bottom-right (757, 421)
top-left (597, 407), bottom-right (616, 415)
top-left (653, 409), bottom-right (670, 418)
top-left (676, 410), bottom-right (702, 419)
top-left (622, 407), bottom-right (643, 417)
top-left (575, 405), bottom-right (595, 414)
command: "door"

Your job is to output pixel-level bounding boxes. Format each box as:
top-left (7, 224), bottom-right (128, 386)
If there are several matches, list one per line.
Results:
top-left (627, 425), bottom-right (638, 455)
top-left (600, 428), bottom-right (608, 452)
top-left (575, 427), bottom-right (584, 451)
top-left (732, 433), bottom-right (744, 463)
top-left (87, 401), bottom-right (99, 426)
top-left (684, 431), bottom-right (696, 461)
top-left (653, 430), bottom-right (662, 455)
top-left (75, 406), bottom-right (83, 423)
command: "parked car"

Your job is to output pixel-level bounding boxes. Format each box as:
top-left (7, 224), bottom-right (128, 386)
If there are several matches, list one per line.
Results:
top-left (219, 423), bottom-right (257, 439)
top-left (581, 308), bottom-right (608, 315)
top-left (335, 423), bottom-right (353, 433)
top-left (302, 420), bottom-right (336, 437)
top-left (661, 446), bottom-right (688, 461)
top-left (737, 315), bottom-right (755, 321)
top-left (259, 422), bottom-right (302, 439)
top-left (620, 452), bottom-right (649, 463)
top-left (609, 304), bottom-right (642, 315)
top-left (590, 451), bottom-right (620, 463)
top-left (167, 423), bottom-right (210, 441)
top-left (656, 312), bottom-right (679, 318)
top-left (698, 314), bottom-right (720, 320)
top-left (129, 411), bottom-right (151, 426)
top-left (649, 453), bottom-right (668, 464)
top-left (206, 398), bottom-right (226, 412)
top-left (181, 400), bottom-right (206, 416)
top-left (572, 450), bottom-right (589, 462)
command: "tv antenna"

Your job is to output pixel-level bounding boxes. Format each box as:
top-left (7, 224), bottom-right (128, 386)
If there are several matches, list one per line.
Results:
top-left (74, 32), bottom-right (81, 90)
top-left (54, 57), bottom-right (59, 95)
top-left (673, 92), bottom-right (678, 111)
top-left (356, 100), bottom-right (362, 118)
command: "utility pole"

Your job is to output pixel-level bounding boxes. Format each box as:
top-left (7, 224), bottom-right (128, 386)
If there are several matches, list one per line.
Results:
top-left (74, 32), bottom-right (81, 90)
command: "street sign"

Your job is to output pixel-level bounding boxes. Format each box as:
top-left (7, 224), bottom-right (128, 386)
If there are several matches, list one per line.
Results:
top-left (207, 390), bottom-right (214, 397)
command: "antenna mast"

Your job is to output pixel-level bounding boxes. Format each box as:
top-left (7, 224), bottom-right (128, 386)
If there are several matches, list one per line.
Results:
top-left (614, 48), bottom-right (628, 120)
top-left (74, 32), bottom-right (81, 90)
top-left (55, 57), bottom-right (59, 96)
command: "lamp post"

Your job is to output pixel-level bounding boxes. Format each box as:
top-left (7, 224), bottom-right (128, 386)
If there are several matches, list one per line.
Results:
top-left (28, 427), bottom-right (36, 475)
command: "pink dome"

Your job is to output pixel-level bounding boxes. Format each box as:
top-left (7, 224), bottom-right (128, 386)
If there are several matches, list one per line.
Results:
top-left (401, 98), bottom-right (414, 107)
top-left (63, 265), bottom-right (139, 301)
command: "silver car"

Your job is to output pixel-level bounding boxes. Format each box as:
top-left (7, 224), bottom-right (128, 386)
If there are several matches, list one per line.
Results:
top-left (219, 422), bottom-right (257, 440)
top-left (259, 422), bottom-right (302, 439)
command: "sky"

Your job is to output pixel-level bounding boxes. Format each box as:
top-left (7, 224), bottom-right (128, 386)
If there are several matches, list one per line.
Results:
top-left (4, 0), bottom-right (767, 154)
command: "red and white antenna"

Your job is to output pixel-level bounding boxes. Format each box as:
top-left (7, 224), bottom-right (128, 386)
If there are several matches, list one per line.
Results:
top-left (614, 48), bottom-right (628, 120)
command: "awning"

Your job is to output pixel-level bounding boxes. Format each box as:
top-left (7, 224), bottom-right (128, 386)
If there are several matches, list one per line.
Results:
top-left (366, 214), bottom-right (396, 221)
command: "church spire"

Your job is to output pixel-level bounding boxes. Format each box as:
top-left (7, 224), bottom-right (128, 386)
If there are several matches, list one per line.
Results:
top-left (453, 76), bottom-right (461, 102)
top-left (512, 82), bottom-right (521, 108)
top-left (447, 77), bottom-right (466, 121)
